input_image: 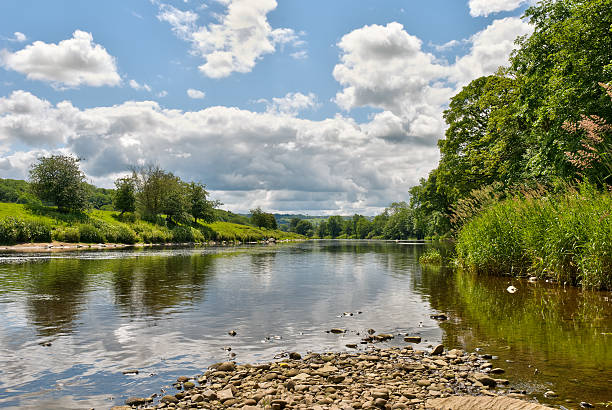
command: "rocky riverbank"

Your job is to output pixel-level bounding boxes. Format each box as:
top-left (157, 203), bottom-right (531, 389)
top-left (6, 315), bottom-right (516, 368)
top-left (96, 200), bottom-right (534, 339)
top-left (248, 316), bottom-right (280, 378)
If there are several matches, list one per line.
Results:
top-left (115, 345), bottom-right (553, 410)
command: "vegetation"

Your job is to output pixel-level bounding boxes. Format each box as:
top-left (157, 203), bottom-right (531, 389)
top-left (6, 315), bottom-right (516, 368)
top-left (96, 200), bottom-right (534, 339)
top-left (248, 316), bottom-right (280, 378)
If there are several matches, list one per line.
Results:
top-left (249, 207), bottom-right (277, 229)
top-left (456, 185), bottom-right (612, 289)
top-left (0, 203), bottom-right (302, 245)
top-left (29, 155), bottom-right (89, 213)
top-left (419, 249), bottom-right (442, 265)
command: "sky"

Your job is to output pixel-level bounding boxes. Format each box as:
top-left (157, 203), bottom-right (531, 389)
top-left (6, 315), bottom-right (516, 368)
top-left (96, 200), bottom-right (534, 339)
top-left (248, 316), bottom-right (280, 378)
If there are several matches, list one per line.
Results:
top-left (0, 0), bottom-right (534, 215)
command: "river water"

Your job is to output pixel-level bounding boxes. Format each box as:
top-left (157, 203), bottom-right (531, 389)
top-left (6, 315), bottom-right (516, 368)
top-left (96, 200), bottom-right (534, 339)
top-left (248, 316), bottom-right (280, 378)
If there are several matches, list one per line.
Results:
top-left (0, 241), bottom-right (610, 409)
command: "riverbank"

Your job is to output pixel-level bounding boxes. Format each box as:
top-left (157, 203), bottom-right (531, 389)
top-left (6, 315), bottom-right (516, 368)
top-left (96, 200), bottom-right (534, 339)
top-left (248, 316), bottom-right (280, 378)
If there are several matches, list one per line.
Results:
top-left (0, 238), bottom-right (303, 252)
top-left (115, 346), bottom-right (554, 410)
top-left (455, 186), bottom-right (612, 290)
top-left (0, 202), bottom-right (304, 246)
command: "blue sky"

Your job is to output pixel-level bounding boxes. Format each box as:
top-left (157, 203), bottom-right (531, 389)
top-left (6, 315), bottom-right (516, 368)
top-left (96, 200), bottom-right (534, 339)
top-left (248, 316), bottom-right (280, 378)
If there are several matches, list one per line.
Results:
top-left (0, 0), bottom-right (533, 214)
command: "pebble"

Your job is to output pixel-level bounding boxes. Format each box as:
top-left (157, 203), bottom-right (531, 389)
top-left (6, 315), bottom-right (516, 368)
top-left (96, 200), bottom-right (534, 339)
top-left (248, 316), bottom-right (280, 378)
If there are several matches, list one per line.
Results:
top-left (122, 347), bottom-right (555, 409)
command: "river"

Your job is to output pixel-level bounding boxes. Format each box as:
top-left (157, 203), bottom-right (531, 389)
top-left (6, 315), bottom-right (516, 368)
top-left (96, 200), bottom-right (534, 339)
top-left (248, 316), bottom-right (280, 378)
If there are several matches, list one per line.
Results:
top-left (0, 241), bottom-right (610, 409)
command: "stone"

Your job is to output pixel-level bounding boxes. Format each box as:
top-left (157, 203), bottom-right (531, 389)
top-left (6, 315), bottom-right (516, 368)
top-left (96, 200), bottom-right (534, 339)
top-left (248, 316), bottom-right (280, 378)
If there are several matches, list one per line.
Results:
top-left (122, 369), bottom-right (139, 375)
top-left (228, 330), bottom-right (237, 336)
top-left (183, 381), bottom-right (195, 389)
top-left (473, 373), bottom-right (497, 387)
top-left (346, 343), bottom-right (358, 349)
top-left (544, 391), bottom-right (558, 398)
top-left (161, 395), bottom-right (178, 404)
top-left (125, 397), bottom-right (147, 406)
top-left (218, 388), bottom-right (234, 402)
top-left (404, 336), bottom-right (421, 343)
top-left (216, 361), bottom-right (236, 372)
top-left (374, 398), bottom-right (388, 408)
top-left (191, 394), bottom-right (203, 403)
top-left (490, 367), bottom-right (505, 374)
top-left (330, 328), bottom-right (346, 334)
top-left (431, 344), bottom-right (444, 355)
top-left (201, 389), bottom-right (217, 400)
top-left (289, 352), bottom-right (302, 360)
top-left (176, 376), bottom-right (189, 382)
top-left (427, 396), bottom-right (553, 409)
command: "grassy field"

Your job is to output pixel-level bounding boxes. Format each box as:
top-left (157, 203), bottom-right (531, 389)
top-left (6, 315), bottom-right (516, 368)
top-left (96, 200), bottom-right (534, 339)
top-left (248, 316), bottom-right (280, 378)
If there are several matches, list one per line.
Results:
top-left (0, 203), bottom-right (303, 245)
top-left (455, 185), bottom-right (612, 289)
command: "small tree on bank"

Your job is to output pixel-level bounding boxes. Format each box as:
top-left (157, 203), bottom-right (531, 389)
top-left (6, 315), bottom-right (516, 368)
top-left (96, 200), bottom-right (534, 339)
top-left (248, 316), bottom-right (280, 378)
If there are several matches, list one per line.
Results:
top-left (29, 155), bottom-right (89, 212)
top-left (113, 176), bottom-right (136, 215)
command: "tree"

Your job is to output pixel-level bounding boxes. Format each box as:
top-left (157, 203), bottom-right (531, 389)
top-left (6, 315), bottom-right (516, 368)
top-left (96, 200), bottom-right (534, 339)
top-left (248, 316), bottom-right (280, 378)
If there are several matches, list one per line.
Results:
top-left (289, 218), bottom-right (301, 232)
top-left (510, 0), bottom-right (612, 181)
top-left (132, 164), bottom-right (167, 218)
top-left (29, 155), bottom-right (89, 212)
top-left (356, 217), bottom-right (372, 239)
top-left (162, 177), bottom-right (190, 225)
top-left (327, 216), bottom-right (343, 238)
top-left (188, 182), bottom-right (217, 224)
top-left (295, 219), bottom-right (314, 237)
top-left (316, 220), bottom-right (328, 238)
top-left (250, 207), bottom-right (277, 229)
top-left (113, 176), bottom-right (136, 215)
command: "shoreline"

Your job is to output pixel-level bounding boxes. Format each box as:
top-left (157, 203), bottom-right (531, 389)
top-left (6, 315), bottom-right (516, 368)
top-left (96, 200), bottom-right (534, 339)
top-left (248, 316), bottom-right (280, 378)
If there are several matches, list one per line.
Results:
top-left (114, 346), bottom-right (554, 410)
top-left (0, 238), bottom-right (305, 252)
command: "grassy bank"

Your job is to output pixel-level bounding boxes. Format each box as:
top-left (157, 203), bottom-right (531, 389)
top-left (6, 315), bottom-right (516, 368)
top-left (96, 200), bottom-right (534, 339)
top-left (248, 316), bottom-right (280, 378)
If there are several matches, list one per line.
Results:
top-left (455, 185), bottom-right (612, 289)
top-left (0, 203), bottom-right (303, 246)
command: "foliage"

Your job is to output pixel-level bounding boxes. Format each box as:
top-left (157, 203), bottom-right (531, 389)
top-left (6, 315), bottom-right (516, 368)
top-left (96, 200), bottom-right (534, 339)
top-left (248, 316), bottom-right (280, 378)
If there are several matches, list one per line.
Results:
top-left (326, 215), bottom-right (343, 238)
top-left (29, 155), bottom-right (89, 212)
top-left (455, 184), bottom-right (612, 289)
top-left (113, 176), bottom-right (136, 215)
top-left (250, 207), bottom-right (278, 229)
top-left (188, 182), bottom-right (217, 223)
top-left (0, 217), bottom-right (51, 244)
top-left (294, 219), bottom-right (314, 237)
top-left (419, 249), bottom-right (442, 265)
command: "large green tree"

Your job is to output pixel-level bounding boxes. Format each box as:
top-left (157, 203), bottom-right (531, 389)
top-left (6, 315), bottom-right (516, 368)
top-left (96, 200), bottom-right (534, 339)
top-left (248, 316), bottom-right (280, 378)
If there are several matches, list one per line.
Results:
top-left (29, 155), bottom-right (89, 212)
top-left (510, 0), bottom-right (612, 180)
top-left (188, 182), bottom-right (217, 224)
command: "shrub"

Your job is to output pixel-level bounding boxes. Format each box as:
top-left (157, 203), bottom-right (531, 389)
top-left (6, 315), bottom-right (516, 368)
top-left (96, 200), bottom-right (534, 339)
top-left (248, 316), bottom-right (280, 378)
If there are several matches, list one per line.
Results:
top-left (456, 184), bottom-right (612, 289)
top-left (419, 249), bottom-right (442, 265)
top-left (172, 226), bottom-right (205, 243)
top-left (115, 225), bottom-right (138, 244)
top-left (78, 224), bottom-right (106, 243)
top-left (0, 217), bottom-right (52, 244)
top-left (52, 226), bottom-right (80, 243)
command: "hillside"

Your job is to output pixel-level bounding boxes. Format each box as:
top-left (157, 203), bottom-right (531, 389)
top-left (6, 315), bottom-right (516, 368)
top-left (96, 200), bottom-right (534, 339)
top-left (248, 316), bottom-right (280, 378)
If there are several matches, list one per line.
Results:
top-left (0, 203), bottom-right (303, 246)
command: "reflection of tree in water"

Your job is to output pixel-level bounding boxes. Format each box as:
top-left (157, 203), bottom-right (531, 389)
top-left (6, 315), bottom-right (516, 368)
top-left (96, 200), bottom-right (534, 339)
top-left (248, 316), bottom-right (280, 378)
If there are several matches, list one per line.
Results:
top-left (22, 259), bottom-right (89, 337)
top-left (249, 251), bottom-right (278, 277)
top-left (111, 254), bottom-right (215, 317)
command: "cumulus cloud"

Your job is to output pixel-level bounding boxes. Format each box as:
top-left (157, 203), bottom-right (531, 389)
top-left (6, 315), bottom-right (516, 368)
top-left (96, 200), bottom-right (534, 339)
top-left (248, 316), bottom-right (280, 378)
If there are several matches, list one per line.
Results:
top-left (4, 32), bottom-right (27, 42)
top-left (468, 0), bottom-right (532, 17)
top-left (0, 91), bottom-right (438, 214)
top-left (157, 0), bottom-right (305, 78)
top-left (450, 17), bottom-right (533, 85)
top-left (0, 30), bottom-right (120, 88)
top-left (186, 88), bottom-right (205, 99)
top-left (257, 92), bottom-right (318, 116)
top-left (333, 18), bottom-right (532, 142)
top-left (129, 79), bottom-right (152, 92)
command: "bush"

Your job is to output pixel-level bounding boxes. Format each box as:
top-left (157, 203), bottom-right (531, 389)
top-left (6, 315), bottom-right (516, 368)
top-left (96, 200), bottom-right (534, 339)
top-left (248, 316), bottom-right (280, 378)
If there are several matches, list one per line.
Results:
top-left (172, 226), bottom-right (205, 243)
top-left (0, 217), bottom-right (51, 244)
top-left (419, 249), bottom-right (442, 265)
top-left (456, 185), bottom-right (612, 289)
top-left (78, 224), bottom-right (106, 243)
top-left (115, 225), bottom-right (138, 244)
top-left (52, 226), bottom-right (80, 243)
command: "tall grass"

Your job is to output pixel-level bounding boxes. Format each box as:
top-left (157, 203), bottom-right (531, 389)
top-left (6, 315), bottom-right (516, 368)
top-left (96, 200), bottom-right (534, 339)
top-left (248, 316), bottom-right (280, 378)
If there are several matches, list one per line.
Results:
top-left (455, 184), bottom-right (612, 289)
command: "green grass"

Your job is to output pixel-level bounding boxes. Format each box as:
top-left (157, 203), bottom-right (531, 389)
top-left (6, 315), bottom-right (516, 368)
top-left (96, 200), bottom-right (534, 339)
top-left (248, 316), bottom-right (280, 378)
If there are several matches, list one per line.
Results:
top-left (455, 184), bottom-right (612, 289)
top-left (0, 203), bottom-right (304, 245)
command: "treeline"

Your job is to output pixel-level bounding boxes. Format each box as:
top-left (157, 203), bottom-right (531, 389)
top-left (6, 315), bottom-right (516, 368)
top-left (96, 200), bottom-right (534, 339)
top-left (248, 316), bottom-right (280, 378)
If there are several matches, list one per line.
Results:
top-left (380, 0), bottom-right (612, 240)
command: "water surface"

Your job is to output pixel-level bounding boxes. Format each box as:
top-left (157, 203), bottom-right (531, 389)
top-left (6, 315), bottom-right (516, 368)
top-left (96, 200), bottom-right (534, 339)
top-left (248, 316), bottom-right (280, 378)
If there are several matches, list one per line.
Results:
top-left (0, 241), bottom-right (610, 408)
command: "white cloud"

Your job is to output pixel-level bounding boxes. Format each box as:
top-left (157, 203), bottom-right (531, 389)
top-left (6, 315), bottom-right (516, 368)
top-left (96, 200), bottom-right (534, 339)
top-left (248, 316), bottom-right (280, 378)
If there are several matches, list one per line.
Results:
top-left (258, 92), bottom-right (318, 116)
top-left (187, 88), bottom-right (206, 99)
top-left (157, 1), bottom-right (304, 78)
top-left (468, 0), bottom-right (532, 17)
top-left (290, 50), bottom-right (308, 60)
top-left (0, 91), bottom-right (439, 214)
top-left (449, 17), bottom-right (533, 85)
top-left (129, 79), bottom-right (152, 92)
top-left (12, 32), bottom-right (27, 42)
top-left (157, 90), bottom-right (168, 98)
top-left (0, 30), bottom-right (120, 88)
top-left (332, 18), bottom-right (532, 142)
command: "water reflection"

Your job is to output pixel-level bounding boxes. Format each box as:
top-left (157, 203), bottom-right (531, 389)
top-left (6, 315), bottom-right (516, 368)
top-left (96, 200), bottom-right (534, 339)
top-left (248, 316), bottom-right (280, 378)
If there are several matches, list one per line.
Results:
top-left (0, 242), bottom-right (609, 409)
